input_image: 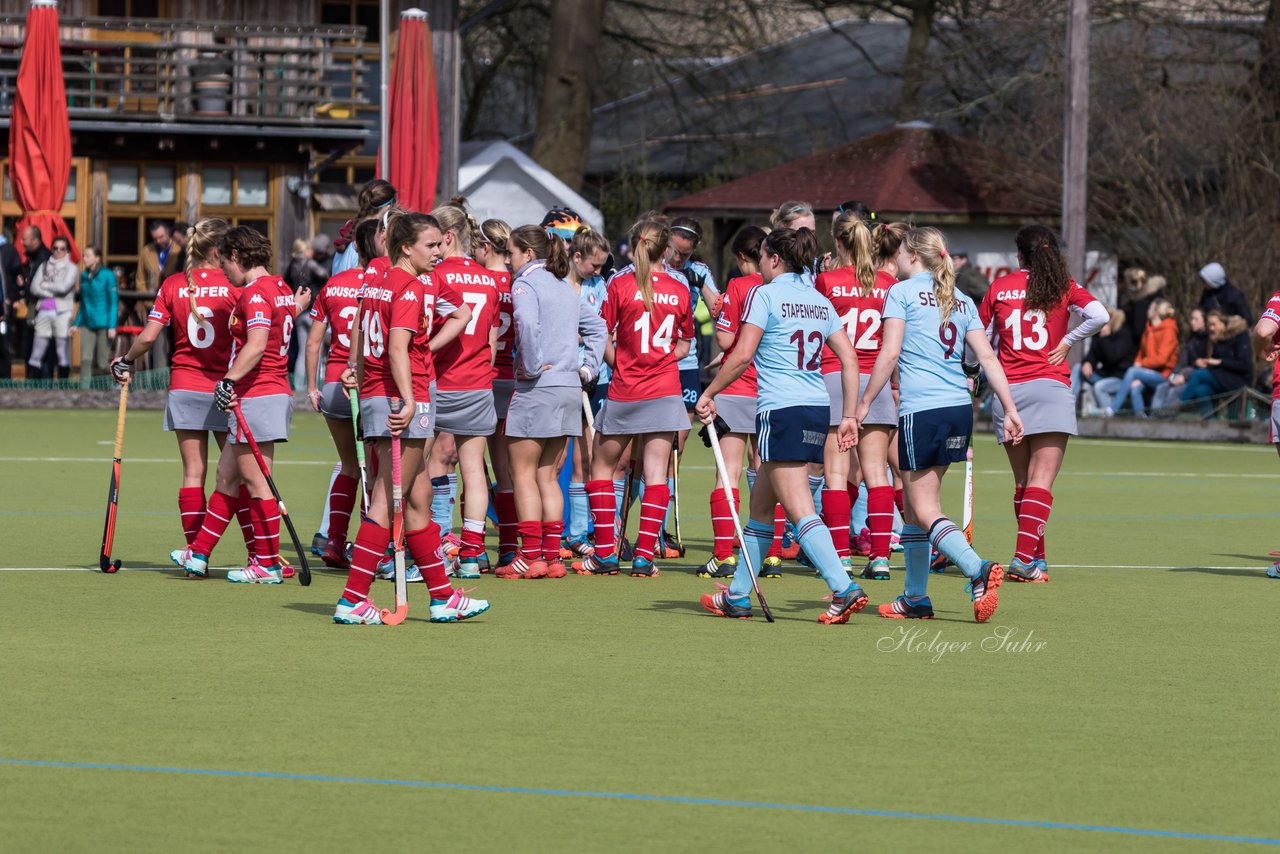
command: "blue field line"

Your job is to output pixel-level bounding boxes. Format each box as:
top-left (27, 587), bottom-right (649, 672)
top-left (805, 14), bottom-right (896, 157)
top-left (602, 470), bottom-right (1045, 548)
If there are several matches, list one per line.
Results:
top-left (1, 758), bottom-right (1275, 846)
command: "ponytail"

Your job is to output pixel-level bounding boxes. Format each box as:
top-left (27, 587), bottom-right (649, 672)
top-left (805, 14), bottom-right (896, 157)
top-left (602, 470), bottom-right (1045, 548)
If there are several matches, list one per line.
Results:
top-left (510, 223), bottom-right (570, 278)
top-left (185, 217), bottom-right (229, 318)
top-left (430, 196), bottom-right (479, 255)
top-left (761, 227), bottom-right (819, 275)
top-left (872, 221), bottom-right (908, 269)
top-left (902, 226), bottom-right (956, 330)
top-left (832, 210), bottom-right (876, 296)
top-left (629, 214), bottom-right (671, 314)
top-left (1016, 224), bottom-right (1071, 314)
top-left (546, 234), bottom-right (570, 279)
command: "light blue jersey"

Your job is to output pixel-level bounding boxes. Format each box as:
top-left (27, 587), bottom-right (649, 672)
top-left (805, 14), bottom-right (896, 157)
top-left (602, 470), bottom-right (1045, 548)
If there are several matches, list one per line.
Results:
top-left (742, 271), bottom-right (841, 414)
top-left (881, 270), bottom-right (984, 416)
top-left (675, 259), bottom-right (715, 371)
top-left (578, 274), bottom-right (611, 383)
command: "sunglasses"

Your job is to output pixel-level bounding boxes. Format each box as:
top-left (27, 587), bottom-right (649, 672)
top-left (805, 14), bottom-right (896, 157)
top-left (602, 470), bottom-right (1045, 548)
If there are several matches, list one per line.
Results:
top-left (53, 245), bottom-right (69, 253)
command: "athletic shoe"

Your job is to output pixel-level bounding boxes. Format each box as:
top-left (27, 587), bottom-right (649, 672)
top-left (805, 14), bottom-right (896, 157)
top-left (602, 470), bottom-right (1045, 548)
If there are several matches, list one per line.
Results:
top-left (700, 584), bottom-right (752, 619)
top-left (544, 560), bottom-right (568, 579)
top-left (760, 556), bottom-right (783, 578)
top-left (495, 556), bottom-right (548, 579)
top-left (375, 554), bottom-right (395, 580)
top-left (321, 539), bottom-right (350, 570)
top-left (279, 556), bottom-right (296, 580)
top-left (878, 595), bottom-right (935, 619)
top-left (929, 549), bottom-right (950, 573)
top-left (818, 582), bottom-right (869, 625)
top-left (442, 533), bottom-right (463, 560)
top-left (429, 587), bottom-right (490, 623)
top-left (965, 561), bottom-right (1004, 623)
top-left (859, 557), bottom-right (891, 581)
top-left (565, 537), bottom-right (595, 558)
top-left (404, 564), bottom-right (423, 583)
top-left (698, 554), bottom-right (737, 578)
top-left (851, 528), bottom-right (872, 557)
top-left (660, 532), bottom-right (685, 558)
top-left (456, 557), bottom-right (483, 579)
top-left (579, 552), bottom-right (620, 575)
top-left (227, 563), bottom-right (283, 584)
top-left (1033, 558), bottom-right (1051, 581)
top-left (890, 533), bottom-right (903, 553)
top-left (180, 550), bottom-right (209, 579)
top-left (1007, 558), bottom-right (1048, 584)
top-left (630, 556), bottom-right (660, 578)
top-left (779, 541), bottom-right (801, 560)
top-left (841, 556), bottom-right (855, 577)
top-left (333, 596), bottom-right (383, 625)
top-left (495, 551), bottom-right (517, 571)
top-left (310, 532), bottom-right (327, 557)
top-left (1268, 562), bottom-right (1280, 579)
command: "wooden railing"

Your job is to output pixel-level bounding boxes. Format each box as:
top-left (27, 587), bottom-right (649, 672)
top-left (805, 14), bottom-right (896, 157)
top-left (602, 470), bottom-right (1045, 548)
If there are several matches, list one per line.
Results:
top-left (0, 16), bottom-right (369, 127)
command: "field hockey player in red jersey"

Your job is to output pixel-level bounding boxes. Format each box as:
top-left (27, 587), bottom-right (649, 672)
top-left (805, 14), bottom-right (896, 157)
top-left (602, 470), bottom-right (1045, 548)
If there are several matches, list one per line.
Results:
top-left (110, 217), bottom-right (259, 566)
top-left (333, 212), bottom-right (486, 625)
top-left (580, 215), bottom-right (695, 577)
top-left (499, 225), bottom-right (606, 579)
top-left (980, 225), bottom-right (1107, 583)
top-left (698, 225), bottom-right (766, 579)
top-left (426, 198), bottom-right (502, 579)
top-left (1253, 292), bottom-right (1280, 578)
top-left (173, 227), bottom-right (309, 583)
top-left (304, 218), bottom-right (383, 570)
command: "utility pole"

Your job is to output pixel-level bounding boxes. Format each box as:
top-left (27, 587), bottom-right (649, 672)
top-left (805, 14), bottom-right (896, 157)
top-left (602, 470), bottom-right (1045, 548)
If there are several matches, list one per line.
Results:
top-left (380, 0), bottom-right (392, 184)
top-left (426, 0), bottom-right (460, 201)
top-left (1062, 0), bottom-right (1090, 284)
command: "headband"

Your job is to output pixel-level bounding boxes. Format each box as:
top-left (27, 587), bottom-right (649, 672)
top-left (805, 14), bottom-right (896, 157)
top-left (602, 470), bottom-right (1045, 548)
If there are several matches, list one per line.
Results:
top-left (671, 225), bottom-right (700, 239)
top-left (372, 196), bottom-right (397, 211)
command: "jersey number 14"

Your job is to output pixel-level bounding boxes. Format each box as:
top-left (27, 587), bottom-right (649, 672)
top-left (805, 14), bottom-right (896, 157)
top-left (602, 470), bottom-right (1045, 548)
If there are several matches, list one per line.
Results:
top-left (634, 313), bottom-right (675, 353)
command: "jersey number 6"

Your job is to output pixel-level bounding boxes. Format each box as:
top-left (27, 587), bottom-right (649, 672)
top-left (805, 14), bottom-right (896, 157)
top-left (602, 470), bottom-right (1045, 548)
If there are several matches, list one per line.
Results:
top-left (790, 329), bottom-right (823, 371)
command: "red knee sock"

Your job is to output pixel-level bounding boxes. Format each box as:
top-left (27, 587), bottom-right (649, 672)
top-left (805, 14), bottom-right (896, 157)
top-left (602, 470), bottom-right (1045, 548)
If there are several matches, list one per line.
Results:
top-left (249, 497), bottom-right (281, 567)
top-left (459, 519), bottom-right (486, 559)
top-left (177, 487), bottom-right (205, 545)
top-left (518, 520), bottom-right (543, 561)
top-left (190, 490), bottom-right (237, 557)
top-left (542, 520), bottom-right (564, 562)
top-left (634, 484), bottom-right (669, 561)
top-left (496, 490), bottom-right (518, 556)
top-left (1013, 486), bottom-right (1025, 522)
top-left (587, 479), bottom-right (616, 556)
top-left (343, 519), bottom-right (390, 602)
top-left (893, 488), bottom-right (904, 515)
top-left (407, 524), bottom-right (454, 602)
top-left (710, 488), bottom-right (736, 560)
top-left (1015, 487), bottom-right (1053, 564)
top-left (867, 486), bottom-right (896, 560)
top-left (327, 474), bottom-right (360, 547)
top-left (768, 504), bottom-right (785, 558)
top-left (236, 484), bottom-right (255, 554)
top-left (820, 488), bottom-right (852, 559)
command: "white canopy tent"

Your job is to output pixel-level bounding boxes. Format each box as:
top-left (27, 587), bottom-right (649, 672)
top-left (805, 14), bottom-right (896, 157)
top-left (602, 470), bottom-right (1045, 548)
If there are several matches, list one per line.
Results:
top-left (458, 141), bottom-right (604, 233)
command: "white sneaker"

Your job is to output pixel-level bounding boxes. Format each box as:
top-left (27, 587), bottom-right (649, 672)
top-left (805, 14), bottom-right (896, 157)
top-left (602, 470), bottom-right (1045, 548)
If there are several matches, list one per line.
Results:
top-left (227, 563), bottom-right (283, 584)
top-left (375, 554), bottom-right (395, 580)
top-left (333, 597), bottom-right (384, 625)
top-left (456, 558), bottom-right (482, 579)
top-left (181, 550), bottom-right (209, 578)
top-left (169, 547), bottom-right (190, 568)
top-left (404, 564), bottom-right (423, 583)
top-left (429, 587), bottom-right (490, 623)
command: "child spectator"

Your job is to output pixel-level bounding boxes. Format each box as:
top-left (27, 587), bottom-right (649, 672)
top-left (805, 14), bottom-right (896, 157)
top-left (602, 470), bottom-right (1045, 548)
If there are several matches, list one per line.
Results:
top-left (76, 246), bottom-right (117, 387)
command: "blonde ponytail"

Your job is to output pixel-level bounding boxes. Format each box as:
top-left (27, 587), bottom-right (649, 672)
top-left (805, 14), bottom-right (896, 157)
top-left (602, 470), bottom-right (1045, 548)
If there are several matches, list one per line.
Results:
top-left (185, 218), bottom-right (229, 318)
top-left (902, 226), bottom-right (957, 330)
top-left (832, 210), bottom-right (876, 296)
top-left (628, 215), bottom-right (670, 315)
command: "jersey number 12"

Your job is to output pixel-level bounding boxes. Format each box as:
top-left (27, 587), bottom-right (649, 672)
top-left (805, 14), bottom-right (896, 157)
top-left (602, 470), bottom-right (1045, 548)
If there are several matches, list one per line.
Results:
top-left (790, 329), bottom-right (823, 370)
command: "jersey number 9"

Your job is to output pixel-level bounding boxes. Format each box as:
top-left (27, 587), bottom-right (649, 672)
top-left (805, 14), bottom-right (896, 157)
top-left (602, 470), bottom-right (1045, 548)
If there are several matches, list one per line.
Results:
top-left (939, 322), bottom-right (958, 358)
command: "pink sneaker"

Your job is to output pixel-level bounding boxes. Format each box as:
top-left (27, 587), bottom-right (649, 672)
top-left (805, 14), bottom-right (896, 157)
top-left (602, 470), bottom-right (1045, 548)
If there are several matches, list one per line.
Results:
top-left (227, 561), bottom-right (283, 584)
top-left (851, 528), bottom-right (872, 557)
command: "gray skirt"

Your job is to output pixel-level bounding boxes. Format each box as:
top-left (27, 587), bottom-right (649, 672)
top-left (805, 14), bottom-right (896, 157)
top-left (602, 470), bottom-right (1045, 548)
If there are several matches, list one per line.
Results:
top-left (226, 394), bottom-right (293, 444)
top-left (506, 384), bottom-right (581, 438)
top-left (596, 394), bottom-right (689, 436)
top-left (717, 393), bottom-right (757, 435)
top-left (164, 389), bottom-right (227, 433)
top-left (435, 388), bottom-right (498, 436)
top-left (1272, 399), bottom-right (1280, 444)
top-left (361, 395), bottom-right (434, 440)
top-left (991, 378), bottom-right (1077, 442)
top-left (319, 381), bottom-right (351, 421)
top-left (493, 379), bottom-right (516, 421)
top-left (823, 372), bottom-right (842, 427)
top-left (860, 373), bottom-right (898, 427)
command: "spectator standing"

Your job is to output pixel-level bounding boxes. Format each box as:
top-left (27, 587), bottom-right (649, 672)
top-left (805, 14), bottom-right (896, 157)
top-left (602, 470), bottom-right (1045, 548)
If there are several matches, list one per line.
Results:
top-left (169, 222), bottom-right (191, 276)
top-left (76, 246), bottom-right (118, 387)
top-left (1079, 307), bottom-right (1136, 414)
top-left (0, 229), bottom-right (22, 378)
top-left (953, 251), bottom-right (990, 302)
top-left (137, 220), bottom-right (174, 291)
top-left (1197, 262), bottom-right (1252, 324)
top-left (1121, 268), bottom-right (1166, 344)
top-left (1154, 308), bottom-right (1209, 410)
top-left (284, 235), bottom-right (331, 381)
top-left (1178, 310), bottom-right (1251, 415)
top-left (1110, 298), bottom-right (1179, 418)
top-left (27, 235), bottom-right (78, 380)
top-left (18, 226), bottom-right (52, 369)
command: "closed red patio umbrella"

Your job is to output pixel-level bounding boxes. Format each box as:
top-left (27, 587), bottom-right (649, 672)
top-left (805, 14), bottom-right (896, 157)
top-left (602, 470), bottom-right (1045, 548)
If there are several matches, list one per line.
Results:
top-left (9, 0), bottom-right (76, 261)
top-left (381, 8), bottom-right (439, 212)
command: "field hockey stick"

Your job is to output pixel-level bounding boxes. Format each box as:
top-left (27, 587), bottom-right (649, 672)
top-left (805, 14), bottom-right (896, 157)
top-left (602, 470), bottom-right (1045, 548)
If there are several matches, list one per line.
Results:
top-left (670, 432), bottom-right (685, 556)
top-left (98, 378), bottom-right (129, 573)
top-left (962, 441), bottom-right (975, 545)
top-left (381, 399), bottom-right (408, 625)
top-left (582, 390), bottom-right (595, 441)
top-left (230, 403), bottom-right (312, 586)
top-left (617, 441), bottom-right (639, 561)
top-left (705, 417), bottom-right (773, 622)
top-left (349, 388), bottom-right (370, 508)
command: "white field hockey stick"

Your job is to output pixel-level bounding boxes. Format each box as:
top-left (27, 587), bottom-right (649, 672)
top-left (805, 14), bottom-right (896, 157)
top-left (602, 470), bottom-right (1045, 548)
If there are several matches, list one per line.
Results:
top-left (582, 390), bottom-right (595, 441)
top-left (962, 442), bottom-right (974, 544)
top-left (381, 400), bottom-right (408, 625)
top-left (705, 418), bottom-right (774, 622)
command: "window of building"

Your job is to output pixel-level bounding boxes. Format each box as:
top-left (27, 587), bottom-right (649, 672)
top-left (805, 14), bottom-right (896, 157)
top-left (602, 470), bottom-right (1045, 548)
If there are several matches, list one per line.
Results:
top-left (96, 0), bottom-right (164, 16)
top-left (321, 0), bottom-right (381, 42)
top-left (101, 161), bottom-right (183, 289)
top-left (4, 165), bottom-right (77, 203)
top-left (199, 165), bottom-right (278, 251)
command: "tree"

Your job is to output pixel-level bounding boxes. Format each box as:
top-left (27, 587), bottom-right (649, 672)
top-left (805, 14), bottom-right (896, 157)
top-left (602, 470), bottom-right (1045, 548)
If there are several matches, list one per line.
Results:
top-left (529, 0), bottom-right (608, 191)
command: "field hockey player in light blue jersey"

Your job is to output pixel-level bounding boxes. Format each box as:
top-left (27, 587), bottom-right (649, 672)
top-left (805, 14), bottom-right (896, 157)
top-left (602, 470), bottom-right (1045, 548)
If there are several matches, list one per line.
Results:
top-left (695, 227), bottom-right (868, 625)
top-left (855, 226), bottom-right (1024, 624)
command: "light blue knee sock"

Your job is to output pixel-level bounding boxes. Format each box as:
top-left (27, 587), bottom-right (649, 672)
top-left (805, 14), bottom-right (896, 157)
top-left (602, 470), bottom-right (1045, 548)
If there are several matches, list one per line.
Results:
top-left (808, 475), bottom-right (824, 514)
top-left (660, 475), bottom-right (675, 537)
top-left (745, 467), bottom-right (757, 491)
top-left (851, 481), bottom-right (868, 531)
top-left (430, 475), bottom-right (452, 535)
top-left (796, 514), bottom-right (852, 594)
top-left (730, 518), bottom-right (773, 600)
top-left (929, 517), bottom-right (982, 578)
top-left (901, 524), bottom-right (930, 600)
top-left (568, 482), bottom-right (589, 541)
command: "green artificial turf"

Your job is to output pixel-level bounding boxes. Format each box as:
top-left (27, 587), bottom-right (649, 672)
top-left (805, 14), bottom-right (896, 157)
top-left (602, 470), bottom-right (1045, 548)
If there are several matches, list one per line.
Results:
top-left (0, 408), bottom-right (1277, 852)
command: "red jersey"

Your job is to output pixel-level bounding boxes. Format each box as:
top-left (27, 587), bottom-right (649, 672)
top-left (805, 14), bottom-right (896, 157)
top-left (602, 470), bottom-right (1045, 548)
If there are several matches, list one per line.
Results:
top-left (491, 269), bottom-right (515, 381)
top-left (430, 256), bottom-right (500, 392)
top-left (359, 267), bottom-right (433, 402)
top-left (310, 267), bottom-right (364, 384)
top-left (148, 269), bottom-right (239, 393)
top-left (979, 270), bottom-right (1100, 386)
top-left (1261, 291), bottom-right (1280, 398)
top-left (419, 272), bottom-right (463, 387)
top-left (229, 275), bottom-right (295, 398)
top-left (816, 269), bottom-right (893, 375)
top-left (603, 270), bottom-right (694, 402)
top-left (714, 273), bottom-right (762, 397)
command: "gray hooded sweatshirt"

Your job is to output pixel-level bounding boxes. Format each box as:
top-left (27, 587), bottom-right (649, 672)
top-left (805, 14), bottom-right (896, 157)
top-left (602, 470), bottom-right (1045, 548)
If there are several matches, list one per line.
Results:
top-left (512, 259), bottom-right (606, 389)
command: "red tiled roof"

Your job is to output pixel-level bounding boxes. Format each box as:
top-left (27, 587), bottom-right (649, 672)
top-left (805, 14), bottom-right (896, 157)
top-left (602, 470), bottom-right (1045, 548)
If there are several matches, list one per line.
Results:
top-left (664, 124), bottom-right (1054, 218)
